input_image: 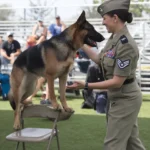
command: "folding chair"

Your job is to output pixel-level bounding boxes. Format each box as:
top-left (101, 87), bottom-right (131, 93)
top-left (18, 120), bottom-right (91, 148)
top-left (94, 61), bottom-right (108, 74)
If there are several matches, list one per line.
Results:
top-left (6, 104), bottom-right (74, 150)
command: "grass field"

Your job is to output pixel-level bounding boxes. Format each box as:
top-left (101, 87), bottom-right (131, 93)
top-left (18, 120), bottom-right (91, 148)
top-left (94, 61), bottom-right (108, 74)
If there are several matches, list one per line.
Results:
top-left (0, 94), bottom-right (150, 150)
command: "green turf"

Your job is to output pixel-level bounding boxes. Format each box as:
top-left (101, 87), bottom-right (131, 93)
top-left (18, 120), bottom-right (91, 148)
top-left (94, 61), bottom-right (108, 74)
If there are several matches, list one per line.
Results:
top-left (0, 94), bottom-right (150, 150)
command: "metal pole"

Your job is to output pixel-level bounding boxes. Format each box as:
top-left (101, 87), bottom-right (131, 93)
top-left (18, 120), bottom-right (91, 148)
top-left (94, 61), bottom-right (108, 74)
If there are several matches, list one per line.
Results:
top-left (23, 8), bottom-right (26, 40)
top-left (54, 7), bottom-right (57, 17)
top-left (47, 113), bottom-right (60, 150)
top-left (55, 125), bottom-right (60, 150)
top-left (140, 22), bottom-right (146, 89)
top-left (16, 142), bottom-right (20, 150)
top-left (24, 8), bottom-right (26, 20)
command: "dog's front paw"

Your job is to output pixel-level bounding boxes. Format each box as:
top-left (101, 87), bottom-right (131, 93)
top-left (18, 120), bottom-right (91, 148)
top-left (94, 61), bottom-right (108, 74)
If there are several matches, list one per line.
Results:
top-left (13, 121), bottom-right (21, 130)
top-left (63, 106), bottom-right (74, 113)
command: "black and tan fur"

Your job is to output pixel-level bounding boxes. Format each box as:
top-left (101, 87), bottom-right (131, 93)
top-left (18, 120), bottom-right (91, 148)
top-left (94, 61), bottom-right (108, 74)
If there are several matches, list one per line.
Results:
top-left (9, 11), bottom-right (104, 130)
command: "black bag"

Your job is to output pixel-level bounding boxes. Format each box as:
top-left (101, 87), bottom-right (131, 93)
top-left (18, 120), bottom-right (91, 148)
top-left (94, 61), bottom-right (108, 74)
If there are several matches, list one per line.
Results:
top-left (95, 92), bottom-right (107, 113)
top-left (81, 64), bottom-right (105, 109)
top-left (81, 89), bottom-right (96, 109)
top-left (81, 90), bottom-right (107, 114)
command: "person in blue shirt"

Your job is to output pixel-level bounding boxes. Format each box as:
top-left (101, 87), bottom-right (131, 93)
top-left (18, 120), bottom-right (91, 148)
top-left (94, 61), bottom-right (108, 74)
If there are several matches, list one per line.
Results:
top-left (48, 16), bottom-right (66, 38)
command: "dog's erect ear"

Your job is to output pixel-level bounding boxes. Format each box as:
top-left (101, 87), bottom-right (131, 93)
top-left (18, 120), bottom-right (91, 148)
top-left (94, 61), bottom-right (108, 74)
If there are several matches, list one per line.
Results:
top-left (76, 10), bottom-right (86, 25)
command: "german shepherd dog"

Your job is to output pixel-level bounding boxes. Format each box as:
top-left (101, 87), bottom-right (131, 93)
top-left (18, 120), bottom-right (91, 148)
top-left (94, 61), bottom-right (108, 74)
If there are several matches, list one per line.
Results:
top-left (9, 11), bottom-right (104, 130)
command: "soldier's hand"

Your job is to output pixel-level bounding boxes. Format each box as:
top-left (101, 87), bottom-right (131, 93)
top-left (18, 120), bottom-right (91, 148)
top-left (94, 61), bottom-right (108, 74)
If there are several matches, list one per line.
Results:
top-left (66, 81), bottom-right (85, 89)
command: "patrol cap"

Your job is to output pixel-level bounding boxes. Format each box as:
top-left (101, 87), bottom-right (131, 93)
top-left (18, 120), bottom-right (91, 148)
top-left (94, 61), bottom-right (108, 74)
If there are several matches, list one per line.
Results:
top-left (97, 0), bottom-right (131, 16)
top-left (6, 32), bottom-right (14, 37)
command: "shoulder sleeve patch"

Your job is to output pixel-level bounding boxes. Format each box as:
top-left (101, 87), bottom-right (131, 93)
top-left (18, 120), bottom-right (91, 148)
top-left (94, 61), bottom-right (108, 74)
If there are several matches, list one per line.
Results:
top-left (117, 59), bottom-right (130, 69)
top-left (120, 35), bottom-right (128, 44)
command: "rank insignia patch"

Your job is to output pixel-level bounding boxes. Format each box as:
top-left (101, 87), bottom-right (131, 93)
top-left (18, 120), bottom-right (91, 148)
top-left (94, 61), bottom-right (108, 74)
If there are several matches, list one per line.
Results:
top-left (117, 59), bottom-right (130, 69)
top-left (120, 35), bottom-right (128, 44)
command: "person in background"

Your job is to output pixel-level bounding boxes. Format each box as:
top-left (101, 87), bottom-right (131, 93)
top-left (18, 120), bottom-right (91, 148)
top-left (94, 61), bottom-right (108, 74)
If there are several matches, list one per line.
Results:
top-left (31, 17), bottom-right (47, 45)
top-left (81, 64), bottom-right (107, 112)
top-left (0, 32), bottom-right (21, 65)
top-left (48, 15), bottom-right (66, 38)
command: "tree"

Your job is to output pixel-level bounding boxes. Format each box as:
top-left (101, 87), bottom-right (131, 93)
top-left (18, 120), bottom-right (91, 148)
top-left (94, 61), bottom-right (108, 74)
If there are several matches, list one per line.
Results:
top-left (131, 1), bottom-right (150, 17)
top-left (83, 0), bottom-right (150, 18)
top-left (26, 0), bottom-right (58, 20)
top-left (82, 0), bottom-right (101, 19)
top-left (0, 4), bottom-right (14, 21)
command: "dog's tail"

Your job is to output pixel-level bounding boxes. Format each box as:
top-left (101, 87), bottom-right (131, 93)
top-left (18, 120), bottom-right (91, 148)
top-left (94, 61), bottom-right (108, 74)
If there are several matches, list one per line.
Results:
top-left (8, 90), bottom-right (16, 110)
